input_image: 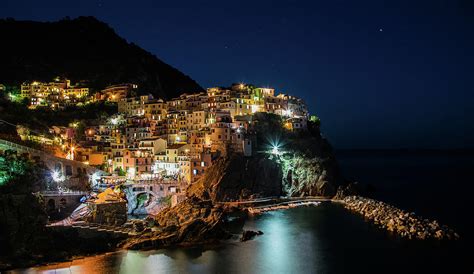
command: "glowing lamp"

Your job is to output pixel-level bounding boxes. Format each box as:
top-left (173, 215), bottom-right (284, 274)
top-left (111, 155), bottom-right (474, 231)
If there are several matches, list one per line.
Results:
top-left (251, 105), bottom-right (259, 113)
top-left (51, 170), bottom-right (65, 182)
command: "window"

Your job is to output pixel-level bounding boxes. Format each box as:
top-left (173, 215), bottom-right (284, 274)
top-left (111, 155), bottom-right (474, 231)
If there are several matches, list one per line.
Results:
top-left (65, 165), bottom-right (72, 176)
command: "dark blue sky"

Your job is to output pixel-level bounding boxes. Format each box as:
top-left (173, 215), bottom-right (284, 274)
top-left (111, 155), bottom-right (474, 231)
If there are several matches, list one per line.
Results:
top-left (2, 0), bottom-right (473, 149)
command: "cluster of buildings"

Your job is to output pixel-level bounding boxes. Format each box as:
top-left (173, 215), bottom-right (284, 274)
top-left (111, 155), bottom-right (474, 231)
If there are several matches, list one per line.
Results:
top-left (20, 78), bottom-right (89, 109)
top-left (11, 82), bottom-right (310, 196)
top-left (58, 83), bottom-right (309, 186)
top-left (15, 78), bottom-right (139, 109)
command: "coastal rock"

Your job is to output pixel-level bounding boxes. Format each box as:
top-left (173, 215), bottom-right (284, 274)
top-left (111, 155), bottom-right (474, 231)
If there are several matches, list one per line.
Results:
top-left (342, 196), bottom-right (459, 241)
top-left (333, 183), bottom-right (359, 200)
top-left (240, 230), bottom-right (264, 242)
top-left (187, 154), bottom-right (282, 202)
top-left (121, 197), bottom-right (231, 250)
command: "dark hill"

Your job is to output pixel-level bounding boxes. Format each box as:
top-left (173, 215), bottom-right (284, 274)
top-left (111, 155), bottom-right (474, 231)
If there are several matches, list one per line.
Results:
top-left (0, 16), bottom-right (204, 99)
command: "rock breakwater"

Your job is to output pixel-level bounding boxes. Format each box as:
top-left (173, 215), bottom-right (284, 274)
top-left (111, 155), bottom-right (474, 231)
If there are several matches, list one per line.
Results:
top-left (342, 196), bottom-right (459, 240)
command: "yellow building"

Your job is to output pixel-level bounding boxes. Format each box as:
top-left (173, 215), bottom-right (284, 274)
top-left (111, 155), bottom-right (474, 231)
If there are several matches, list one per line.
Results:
top-left (143, 99), bottom-right (167, 120)
top-left (65, 87), bottom-right (89, 98)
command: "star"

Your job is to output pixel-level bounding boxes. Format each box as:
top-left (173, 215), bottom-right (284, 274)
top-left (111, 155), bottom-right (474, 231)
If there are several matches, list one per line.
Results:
top-left (379, 28), bottom-right (383, 32)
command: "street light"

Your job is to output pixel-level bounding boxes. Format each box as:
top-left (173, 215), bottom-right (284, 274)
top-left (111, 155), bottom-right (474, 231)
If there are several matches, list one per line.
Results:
top-left (51, 170), bottom-right (65, 182)
top-left (110, 117), bottom-right (119, 125)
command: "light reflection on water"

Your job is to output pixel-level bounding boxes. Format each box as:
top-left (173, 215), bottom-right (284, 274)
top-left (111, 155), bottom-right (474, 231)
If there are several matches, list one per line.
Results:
top-left (20, 203), bottom-right (468, 274)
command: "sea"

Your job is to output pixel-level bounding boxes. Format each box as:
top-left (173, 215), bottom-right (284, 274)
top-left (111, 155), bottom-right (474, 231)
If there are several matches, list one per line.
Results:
top-left (15, 150), bottom-right (473, 273)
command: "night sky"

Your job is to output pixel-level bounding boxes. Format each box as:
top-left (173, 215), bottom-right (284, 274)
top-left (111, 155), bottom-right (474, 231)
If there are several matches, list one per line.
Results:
top-left (2, 0), bottom-right (473, 149)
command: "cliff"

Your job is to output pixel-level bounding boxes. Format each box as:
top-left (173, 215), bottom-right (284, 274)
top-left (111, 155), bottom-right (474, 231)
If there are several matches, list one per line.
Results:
top-left (121, 197), bottom-right (230, 250)
top-left (0, 17), bottom-right (204, 99)
top-left (187, 153), bottom-right (283, 202)
top-left (188, 113), bottom-right (342, 202)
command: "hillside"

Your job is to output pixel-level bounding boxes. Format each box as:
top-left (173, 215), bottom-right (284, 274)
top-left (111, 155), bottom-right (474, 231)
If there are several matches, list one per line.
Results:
top-left (0, 16), bottom-right (203, 99)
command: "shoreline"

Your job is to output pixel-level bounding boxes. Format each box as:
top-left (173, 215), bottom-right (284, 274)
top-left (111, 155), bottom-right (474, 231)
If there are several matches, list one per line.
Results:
top-left (1, 195), bottom-right (461, 271)
top-left (340, 195), bottom-right (459, 240)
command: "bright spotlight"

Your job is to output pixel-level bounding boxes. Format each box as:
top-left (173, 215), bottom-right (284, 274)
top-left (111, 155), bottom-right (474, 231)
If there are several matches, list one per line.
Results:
top-left (127, 167), bottom-right (136, 179)
top-left (251, 105), bottom-right (259, 113)
top-left (51, 170), bottom-right (65, 182)
top-left (268, 138), bottom-right (283, 156)
top-left (91, 172), bottom-right (101, 185)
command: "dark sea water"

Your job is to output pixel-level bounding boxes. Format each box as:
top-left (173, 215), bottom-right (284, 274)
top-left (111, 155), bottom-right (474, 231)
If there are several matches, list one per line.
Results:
top-left (20, 150), bottom-right (473, 273)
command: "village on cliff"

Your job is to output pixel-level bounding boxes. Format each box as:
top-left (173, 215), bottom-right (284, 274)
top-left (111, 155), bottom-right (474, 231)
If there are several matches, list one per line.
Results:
top-left (1, 79), bottom-right (317, 215)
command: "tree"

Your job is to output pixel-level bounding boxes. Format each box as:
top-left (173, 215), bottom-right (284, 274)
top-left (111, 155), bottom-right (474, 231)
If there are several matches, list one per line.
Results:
top-left (0, 150), bottom-right (48, 193)
top-left (115, 167), bottom-right (126, 176)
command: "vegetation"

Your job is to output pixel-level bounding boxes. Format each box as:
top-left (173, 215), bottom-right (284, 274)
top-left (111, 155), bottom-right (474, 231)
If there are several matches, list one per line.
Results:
top-left (250, 112), bottom-right (340, 196)
top-left (115, 167), bottom-right (126, 176)
top-left (161, 195), bottom-right (172, 207)
top-left (0, 150), bottom-right (48, 193)
top-left (280, 153), bottom-right (328, 195)
top-left (0, 97), bottom-right (116, 133)
top-left (251, 112), bottom-right (285, 150)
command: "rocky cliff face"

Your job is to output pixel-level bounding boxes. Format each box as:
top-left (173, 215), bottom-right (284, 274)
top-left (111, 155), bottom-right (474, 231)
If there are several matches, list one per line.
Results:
top-left (121, 197), bottom-right (229, 250)
top-left (188, 115), bottom-right (341, 201)
top-left (187, 153), bottom-right (283, 202)
top-left (280, 137), bottom-right (340, 197)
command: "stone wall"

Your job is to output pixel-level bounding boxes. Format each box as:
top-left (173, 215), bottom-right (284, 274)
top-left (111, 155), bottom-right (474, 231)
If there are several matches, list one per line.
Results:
top-left (86, 202), bottom-right (127, 226)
